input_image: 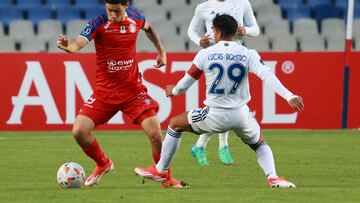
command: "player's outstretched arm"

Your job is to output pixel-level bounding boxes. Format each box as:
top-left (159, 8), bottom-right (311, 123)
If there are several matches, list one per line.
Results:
top-left (143, 21), bottom-right (166, 68)
top-left (241, 0), bottom-right (260, 37)
top-left (56, 34), bottom-right (88, 53)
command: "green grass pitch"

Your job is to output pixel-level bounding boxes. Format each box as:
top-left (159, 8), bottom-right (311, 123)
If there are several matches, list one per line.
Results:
top-left (0, 130), bottom-right (359, 203)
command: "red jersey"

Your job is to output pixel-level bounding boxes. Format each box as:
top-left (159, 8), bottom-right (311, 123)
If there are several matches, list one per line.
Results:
top-left (80, 7), bottom-right (146, 94)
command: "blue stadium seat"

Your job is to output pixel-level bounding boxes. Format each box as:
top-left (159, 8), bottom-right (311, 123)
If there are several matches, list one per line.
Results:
top-left (313, 4), bottom-right (342, 23)
top-left (0, 7), bottom-right (23, 27)
top-left (335, 0), bottom-right (348, 9)
top-left (27, 7), bottom-right (53, 26)
top-left (56, 7), bottom-right (82, 25)
top-left (286, 6), bottom-right (311, 24)
top-left (46, 0), bottom-right (72, 9)
top-left (278, 0), bottom-right (303, 10)
top-left (0, 0), bottom-right (14, 9)
top-left (74, 0), bottom-right (102, 7)
top-left (16, 0), bottom-right (42, 9)
top-left (84, 7), bottom-right (106, 21)
top-left (306, 0), bottom-right (332, 8)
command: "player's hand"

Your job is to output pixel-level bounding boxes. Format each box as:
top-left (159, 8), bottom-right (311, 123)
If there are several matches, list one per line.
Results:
top-left (154, 52), bottom-right (166, 68)
top-left (57, 34), bottom-right (69, 51)
top-left (288, 96), bottom-right (304, 112)
top-left (199, 34), bottom-right (211, 48)
top-left (236, 26), bottom-right (247, 36)
top-left (165, 85), bottom-right (176, 97)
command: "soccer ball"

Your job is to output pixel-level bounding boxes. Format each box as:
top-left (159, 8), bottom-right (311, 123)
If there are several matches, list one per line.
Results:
top-left (56, 162), bottom-right (86, 188)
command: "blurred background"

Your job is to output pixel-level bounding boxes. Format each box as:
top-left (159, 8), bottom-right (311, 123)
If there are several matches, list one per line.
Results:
top-left (0, 0), bottom-right (359, 53)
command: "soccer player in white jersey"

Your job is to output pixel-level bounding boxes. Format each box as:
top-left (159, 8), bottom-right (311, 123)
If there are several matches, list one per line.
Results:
top-left (135, 14), bottom-right (304, 188)
top-left (187, 0), bottom-right (260, 166)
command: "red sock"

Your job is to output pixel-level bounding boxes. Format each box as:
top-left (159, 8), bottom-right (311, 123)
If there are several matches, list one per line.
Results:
top-left (82, 138), bottom-right (109, 167)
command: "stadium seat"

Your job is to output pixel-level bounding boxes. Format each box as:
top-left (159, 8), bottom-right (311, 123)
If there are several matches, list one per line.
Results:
top-left (152, 20), bottom-right (178, 38)
top-left (74, 0), bottom-right (102, 7)
top-left (0, 7), bottom-right (23, 27)
top-left (46, 0), bottom-right (72, 9)
top-left (48, 36), bottom-right (62, 52)
top-left (66, 19), bottom-right (88, 40)
top-left (160, 0), bottom-right (187, 9)
top-left (136, 30), bottom-right (156, 52)
top-left (271, 34), bottom-right (297, 52)
top-left (335, 0), bottom-right (348, 9)
top-left (9, 20), bottom-right (35, 43)
top-left (84, 7), bottom-right (106, 20)
top-left (56, 7), bottom-right (82, 25)
top-left (299, 35), bottom-right (326, 51)
top-left (0, 36), bottom-right (16, 52)
top-left (313, 4), bottom-right (342, 23)
top-left (353, 19), bottom-right (360, 38)
top-left (0, 21), bottom-right (4, 36)
top-left (162, 36), bottom-right (187, 52)
top-left (132, 0), bottom-right (159, 9)
top-left (168, 6), bottom-right (195, 23)
top-left (264, 19), bottom-right (291, 40)
top-left (178, 19), bottom-right (199, 38)
top-left (16, 0), bottom-right (42, 9)
top-left (0, 0), bottom-right (13, 9)
top-left (38, 19), bottom-right (63, 43)
top-left (321, 18), bottom-right (345, 40)
top-left (326, 35), bottom-right (345, 51)
top-left (187, 40), bottom-right (202, 52)
top-left (256, 4), bottom-right (283, 25)
top-left (27, 7), bottom-right (53, 26)
top-left (285, 6), bottom-right (311, 24)
top-left (243, 35), bottom-right (270, 52)
top-left (142, 6), bottom-right (168, 22)
top-left (355, 36), bottom-right (360, 50)
top-left (250, 0), bottom-right (274, 11)
top-left (306, 0), bottom-right (332, 8)
top-left (293, 18), bottom-right (319, 40)
top-left (20, 37), bottom-right (46, 52)
top-left (278, 0), bottom-right (304, 10)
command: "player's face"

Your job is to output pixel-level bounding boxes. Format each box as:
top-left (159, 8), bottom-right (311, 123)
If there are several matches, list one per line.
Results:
top-left (106, 3), bottom-right (129, 23)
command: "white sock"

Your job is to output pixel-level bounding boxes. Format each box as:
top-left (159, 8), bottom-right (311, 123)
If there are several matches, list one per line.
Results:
top-left (196, 133), bottom-right (212, 148)
top-left (218, 131), bottom-right (229, 149)
top-left (256, 142), bottom-right (278, 179)
top-left (156, 126), bottom-right (182, 173)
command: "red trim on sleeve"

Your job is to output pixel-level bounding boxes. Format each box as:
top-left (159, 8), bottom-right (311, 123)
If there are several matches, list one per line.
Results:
top-left (187, 64), bottom-right (203, 80)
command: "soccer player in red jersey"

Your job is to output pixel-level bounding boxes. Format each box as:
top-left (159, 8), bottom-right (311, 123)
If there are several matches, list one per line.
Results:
top-left (57, 0), bottom-right (184, 188)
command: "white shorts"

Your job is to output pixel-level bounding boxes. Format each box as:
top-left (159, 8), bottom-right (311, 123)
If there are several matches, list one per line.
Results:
top-left (187, 105), bottom-right (260, 145)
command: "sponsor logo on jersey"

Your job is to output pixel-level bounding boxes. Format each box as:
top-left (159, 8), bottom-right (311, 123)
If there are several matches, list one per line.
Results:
top-left (107, 59), bottom-right (134, 72)
top-left (210, 11), bottom-right (215, 15)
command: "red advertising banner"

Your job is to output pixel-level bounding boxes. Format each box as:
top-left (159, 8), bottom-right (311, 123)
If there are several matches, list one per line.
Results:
top-left (0, 52), bottom-right (359, 130)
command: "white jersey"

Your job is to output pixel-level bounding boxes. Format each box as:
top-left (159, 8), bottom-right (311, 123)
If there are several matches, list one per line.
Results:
top-left (188, 0), bottom-right (259, 46)
top-left (192, 41), bottom-right (293, 108)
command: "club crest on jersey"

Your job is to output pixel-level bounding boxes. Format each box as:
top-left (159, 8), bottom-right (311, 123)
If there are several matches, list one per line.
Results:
top-left (82, 25), bottom-right (92, 36)
top-left (120, 26), bottom-right (126, 33)
top-left (129, 24), bottom-right (136, 33)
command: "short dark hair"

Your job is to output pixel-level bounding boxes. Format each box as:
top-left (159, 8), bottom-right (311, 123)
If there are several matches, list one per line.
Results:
top-left (105, 0), bottom-right (129, 5)
top-left (212, 14), bottom-right (238, 37)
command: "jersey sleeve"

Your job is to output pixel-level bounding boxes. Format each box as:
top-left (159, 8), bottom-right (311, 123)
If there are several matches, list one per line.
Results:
top-left (243, 0), bottom-right (260, 37)
top-left (80, 14), bottom-right (107, 42)
top-left (247, 49), bottom-right (294, 101)
top-left (126, 6), bottom-right (146, 29)
top-left (187, 4), bottom-right (205, 46)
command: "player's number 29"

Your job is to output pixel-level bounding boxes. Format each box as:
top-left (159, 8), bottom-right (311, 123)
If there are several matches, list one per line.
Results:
top-left (209, 63), bottom-right (246, 94)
